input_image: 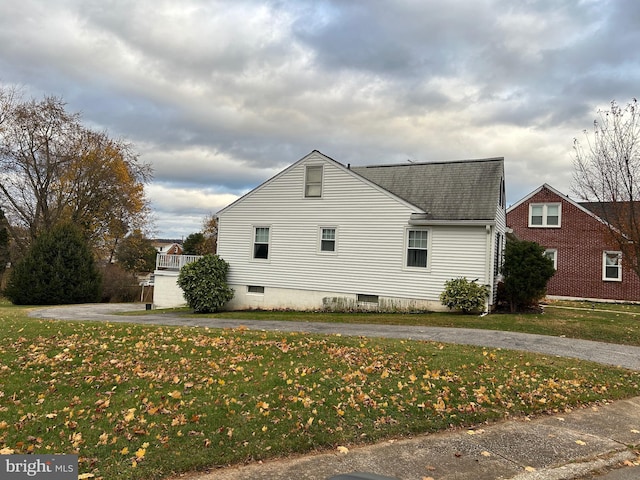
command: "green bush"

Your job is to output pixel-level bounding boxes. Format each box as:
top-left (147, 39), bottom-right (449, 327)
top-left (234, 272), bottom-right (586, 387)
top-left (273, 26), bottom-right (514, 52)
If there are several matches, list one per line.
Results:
top-left (440, 277), bottom-right (489, 314)
top-left (501, 239), bottom-right (555, 312)
top-left (177, 254), bottom-right (234, 313)
top-left (4, 223), bottom-right (102, 305)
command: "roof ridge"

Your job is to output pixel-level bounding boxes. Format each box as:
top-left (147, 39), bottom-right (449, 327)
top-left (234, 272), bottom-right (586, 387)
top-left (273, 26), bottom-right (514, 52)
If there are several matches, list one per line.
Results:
top-left (354, 157), bottom-right (504, 169)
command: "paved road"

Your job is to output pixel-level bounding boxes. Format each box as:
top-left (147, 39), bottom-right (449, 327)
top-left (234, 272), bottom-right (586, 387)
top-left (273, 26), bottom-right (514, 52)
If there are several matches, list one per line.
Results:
top-left (28, 303), bottom-right (640, 371)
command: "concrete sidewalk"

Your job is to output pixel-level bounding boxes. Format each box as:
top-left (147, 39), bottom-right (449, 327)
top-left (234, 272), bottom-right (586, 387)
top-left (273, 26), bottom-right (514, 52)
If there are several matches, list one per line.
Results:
top-left (181, 396), bottom-right (640, 480)
top-left (28, 304), bottom-right (640, 479)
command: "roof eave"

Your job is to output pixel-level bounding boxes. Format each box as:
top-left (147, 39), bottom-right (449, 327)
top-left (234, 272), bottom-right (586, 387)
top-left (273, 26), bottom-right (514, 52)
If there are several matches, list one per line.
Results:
top-left (409, 217), bottom-right (496, 227)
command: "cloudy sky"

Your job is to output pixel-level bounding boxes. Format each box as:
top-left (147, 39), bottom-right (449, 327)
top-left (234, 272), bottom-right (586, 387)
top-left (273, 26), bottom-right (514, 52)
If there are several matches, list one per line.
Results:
top-left (1, 0), bottom-right (638, 238)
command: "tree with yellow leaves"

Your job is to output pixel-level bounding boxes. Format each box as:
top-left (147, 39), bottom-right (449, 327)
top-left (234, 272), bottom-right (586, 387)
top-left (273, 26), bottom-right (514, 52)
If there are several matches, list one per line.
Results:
top-left (0, 89), bottom-right (151, 261)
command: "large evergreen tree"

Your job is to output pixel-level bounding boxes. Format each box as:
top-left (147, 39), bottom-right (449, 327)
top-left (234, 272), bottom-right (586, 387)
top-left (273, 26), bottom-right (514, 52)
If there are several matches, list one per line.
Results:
top-left (5, 223), bottom-right (102, 305)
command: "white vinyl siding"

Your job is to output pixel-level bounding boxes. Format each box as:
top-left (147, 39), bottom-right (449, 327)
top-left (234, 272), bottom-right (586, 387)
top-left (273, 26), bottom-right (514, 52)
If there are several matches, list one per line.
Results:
top-left (218, 152), bottom-right (494, 303)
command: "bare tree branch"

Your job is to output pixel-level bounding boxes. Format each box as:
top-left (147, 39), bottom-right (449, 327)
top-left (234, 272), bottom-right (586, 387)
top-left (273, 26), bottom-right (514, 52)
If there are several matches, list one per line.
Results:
top-left (573, 98), bottom-right (640, 280)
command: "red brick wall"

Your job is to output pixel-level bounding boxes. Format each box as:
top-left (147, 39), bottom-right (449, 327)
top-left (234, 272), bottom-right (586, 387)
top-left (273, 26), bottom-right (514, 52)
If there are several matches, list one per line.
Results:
top-left (507, 186), bottom-right (640, 301)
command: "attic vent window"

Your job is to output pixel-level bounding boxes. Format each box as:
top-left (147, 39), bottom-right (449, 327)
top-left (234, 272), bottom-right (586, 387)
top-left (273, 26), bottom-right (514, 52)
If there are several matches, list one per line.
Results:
top-left (305, 165), bottom-right (323, 198)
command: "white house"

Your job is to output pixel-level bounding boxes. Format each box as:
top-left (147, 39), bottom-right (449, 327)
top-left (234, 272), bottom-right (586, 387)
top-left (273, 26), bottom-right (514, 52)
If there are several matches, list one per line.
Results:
top-left (214, 150), bottom-right (506, 312)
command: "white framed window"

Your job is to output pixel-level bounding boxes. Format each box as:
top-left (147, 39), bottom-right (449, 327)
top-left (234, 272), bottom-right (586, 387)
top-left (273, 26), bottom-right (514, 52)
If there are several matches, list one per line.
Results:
top-left (305, 165), bottom-right (323, 198)
top-left (529, 203), bottom-right (561, 227)
top-left (319, 227), bottom-right (337, 253)
top-left (253, 226), bottom-right (270, 260)
top-left (406, 228), bottom-right (429, 268)
top-left (544, 248), bottom-right (557, 269)
top-left (603, 251), bottom-right (622, 281)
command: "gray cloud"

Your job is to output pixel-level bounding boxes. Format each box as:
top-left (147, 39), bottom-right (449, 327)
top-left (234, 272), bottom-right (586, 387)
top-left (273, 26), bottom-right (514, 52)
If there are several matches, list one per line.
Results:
top-left (1, 0), bottom-right (639, 237)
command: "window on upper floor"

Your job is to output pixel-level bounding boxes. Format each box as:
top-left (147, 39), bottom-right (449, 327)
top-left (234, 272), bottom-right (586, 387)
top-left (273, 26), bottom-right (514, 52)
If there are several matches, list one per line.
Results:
top-left (320, 227), bottom-right (336, 253)
top-left (603, 251), bottom-right (622, 281)
top-left (529, 203), bottom-right (561, 227)
top-left (544, 248), bottom-right (557, 270)
top-left (305, 165), bottom-right (323, 198)
top-left (406, 228), bottom-right (429, 268)
top-left (253, 226), bottom-right (270, 260)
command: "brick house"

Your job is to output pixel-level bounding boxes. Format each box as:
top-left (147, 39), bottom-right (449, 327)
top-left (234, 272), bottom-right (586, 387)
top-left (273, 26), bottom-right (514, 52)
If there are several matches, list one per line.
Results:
top-left (506, 184), bottom-right (640, 302)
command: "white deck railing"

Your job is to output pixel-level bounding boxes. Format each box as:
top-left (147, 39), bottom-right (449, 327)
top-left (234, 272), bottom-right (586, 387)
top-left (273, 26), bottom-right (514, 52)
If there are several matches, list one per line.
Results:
top-left (155, 254), bottom-right (203, 271)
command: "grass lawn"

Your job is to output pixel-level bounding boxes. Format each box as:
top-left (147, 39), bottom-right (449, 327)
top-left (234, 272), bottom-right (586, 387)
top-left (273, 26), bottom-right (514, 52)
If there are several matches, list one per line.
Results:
top-left (1, 301), bottom-right (640, 480)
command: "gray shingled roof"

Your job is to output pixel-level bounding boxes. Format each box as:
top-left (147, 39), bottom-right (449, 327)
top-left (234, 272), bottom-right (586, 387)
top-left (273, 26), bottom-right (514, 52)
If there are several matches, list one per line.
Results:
top-left (351, 158), bottom-right (504, 221)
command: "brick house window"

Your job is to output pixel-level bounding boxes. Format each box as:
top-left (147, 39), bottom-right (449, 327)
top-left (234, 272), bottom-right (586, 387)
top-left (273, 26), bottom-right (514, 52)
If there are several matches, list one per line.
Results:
top-left (603, 251), bottom-right (622, 281)
top-left (544, 249), bottom-right (557, 269)
top-left (529, 203), bottom-right (561, 227)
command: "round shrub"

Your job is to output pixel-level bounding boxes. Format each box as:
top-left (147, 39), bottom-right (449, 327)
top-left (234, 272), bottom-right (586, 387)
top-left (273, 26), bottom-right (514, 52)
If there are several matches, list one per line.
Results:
top-left (177, 254), bottom-right (234, 313)
top-left (440, 277), bottom-right (489, 314)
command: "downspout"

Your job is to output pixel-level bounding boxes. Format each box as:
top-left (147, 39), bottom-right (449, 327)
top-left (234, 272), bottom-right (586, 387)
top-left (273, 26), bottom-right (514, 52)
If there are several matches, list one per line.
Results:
top-left (485, 224), bottom-right (493, 313)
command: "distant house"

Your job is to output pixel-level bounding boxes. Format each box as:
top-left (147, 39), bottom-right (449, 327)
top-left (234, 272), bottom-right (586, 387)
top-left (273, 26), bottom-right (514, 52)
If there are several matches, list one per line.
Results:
top-left (153, 240), bottom-right (183, 256)
top-left (213, 150), bottom-right (506, 312)
top-left (506, 184), bottom-right (640, 302)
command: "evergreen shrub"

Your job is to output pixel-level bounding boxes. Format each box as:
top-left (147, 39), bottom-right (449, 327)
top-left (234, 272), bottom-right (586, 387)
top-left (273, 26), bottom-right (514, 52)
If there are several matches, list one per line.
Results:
top-left (5, 223), bottom-right (102, 305)
top-left (440, 277), bottom-right (489, 314)
top-left (177, 254), bottom-right (234, 313)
